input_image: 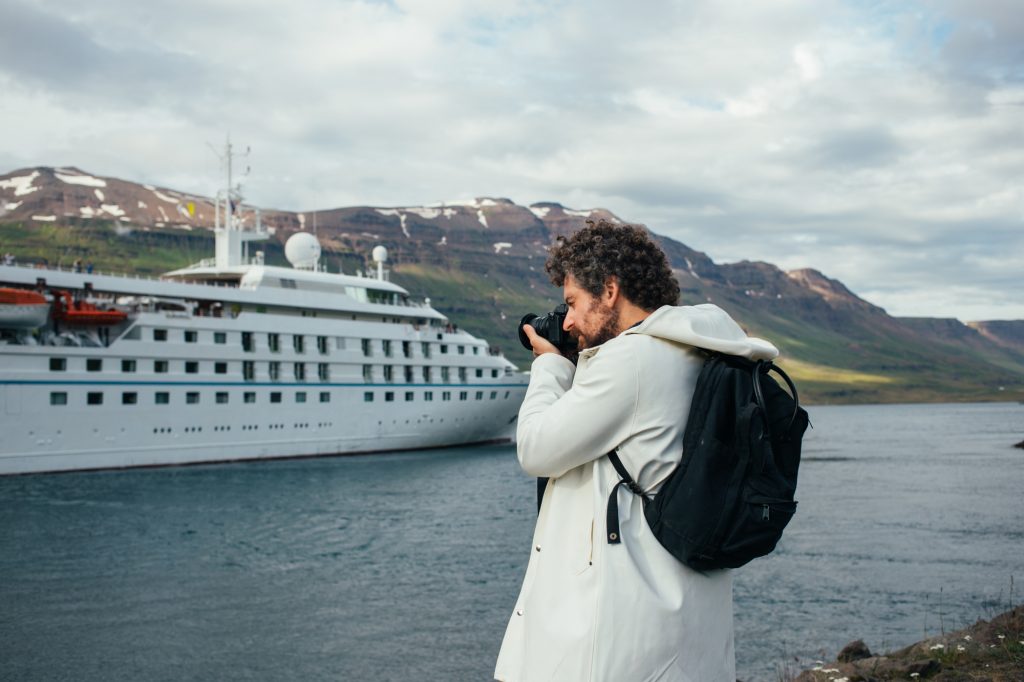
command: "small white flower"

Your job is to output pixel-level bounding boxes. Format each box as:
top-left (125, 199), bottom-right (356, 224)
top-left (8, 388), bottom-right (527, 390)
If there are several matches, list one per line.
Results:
top-left (822, 668), bottom-right (839, 673)
top-left (997, 634), bottom-right (1005, 640)
top-left (929, 643), bottom-right (945, 650)
top-left (963, 635), bottom-right (972, 641)
top-left (990, 644), bottom-right (997, 648)
top-left (910, 674), bottom-right (920, 679)
top-left (956, 645), bottom-right (965, 652)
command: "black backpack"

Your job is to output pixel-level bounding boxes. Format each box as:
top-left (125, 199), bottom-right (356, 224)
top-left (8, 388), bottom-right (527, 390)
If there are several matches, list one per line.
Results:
top-left (605, 352), bottom-right (809, 571)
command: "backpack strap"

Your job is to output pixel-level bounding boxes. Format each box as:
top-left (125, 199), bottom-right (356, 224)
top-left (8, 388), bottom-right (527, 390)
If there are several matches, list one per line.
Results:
top-left (605, 450), bottom-right (650, 544)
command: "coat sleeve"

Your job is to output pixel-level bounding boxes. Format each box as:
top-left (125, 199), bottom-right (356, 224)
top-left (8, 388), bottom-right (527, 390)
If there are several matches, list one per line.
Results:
top-left (516, 341), bottom-right (639, 478)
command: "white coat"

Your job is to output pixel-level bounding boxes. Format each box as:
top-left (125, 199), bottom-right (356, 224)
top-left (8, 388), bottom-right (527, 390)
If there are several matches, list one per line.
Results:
top-left (494, 304), bottom-right (779, 682)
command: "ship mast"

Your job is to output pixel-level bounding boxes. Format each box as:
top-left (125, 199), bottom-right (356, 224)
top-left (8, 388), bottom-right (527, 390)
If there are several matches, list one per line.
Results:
top-left (212, 136), bottom-right (267, 270)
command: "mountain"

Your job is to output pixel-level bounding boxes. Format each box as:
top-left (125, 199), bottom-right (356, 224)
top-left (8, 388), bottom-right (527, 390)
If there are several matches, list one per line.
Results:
top-left (3, 166), bottom-right (1023, 404)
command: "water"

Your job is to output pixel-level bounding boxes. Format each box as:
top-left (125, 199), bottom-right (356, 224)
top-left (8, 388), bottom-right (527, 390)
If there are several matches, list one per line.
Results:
top-left (1, 402), bottom-right (1022, 681)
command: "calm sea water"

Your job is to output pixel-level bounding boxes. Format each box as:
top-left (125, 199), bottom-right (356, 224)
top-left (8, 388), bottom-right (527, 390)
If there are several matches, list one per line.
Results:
top-left (1, 402), bottom-right (1022, 681)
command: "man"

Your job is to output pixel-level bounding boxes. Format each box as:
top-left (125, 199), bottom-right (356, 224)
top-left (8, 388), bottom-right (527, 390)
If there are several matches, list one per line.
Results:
top-left (494, 220), bottom-right (779, 682)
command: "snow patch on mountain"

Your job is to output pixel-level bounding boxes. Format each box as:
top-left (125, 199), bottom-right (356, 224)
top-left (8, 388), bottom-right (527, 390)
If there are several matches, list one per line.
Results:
top-left (563, 208), bottom-right (593, 217)
top-left (0, 171), bottom-right (40, 197)
top-left (152, 189), bottom-right (179, 204)
top-left (94, 188), bottom-right (105, 201)
top-left (493, 242), bottom-right (512, 254)
top-left (406, 207), bottom-right (441, 220)
top-left (101, 204), bottom-right (125, 217)
top-left (477, 209), bottom-right (489, 228)
top-left (55, 171), bottom-right (107, 188)
top-left (529, 206), bottom-right (550, 219)
top-left (32, 215), bottom-right (56, 222)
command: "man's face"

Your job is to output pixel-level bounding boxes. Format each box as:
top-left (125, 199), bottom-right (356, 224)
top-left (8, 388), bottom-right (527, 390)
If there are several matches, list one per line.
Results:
top-left (562, 274), bottom-right (620, 350)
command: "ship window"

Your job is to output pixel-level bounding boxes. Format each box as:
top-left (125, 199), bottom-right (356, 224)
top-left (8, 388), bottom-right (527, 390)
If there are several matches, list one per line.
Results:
top-left (382, 340), bottom-right (393, 357)
top-left (404, 366), bottom-right (413, 383)
top-left (441, 367), bottom-right (450, 382)
top-left (458, 367), bottom-right (467, 382)
top-left (442, 391), bottom-right (451, 401)
top-left (361, 339), bottom-right (372, 357)
top-left (49, 358), bottom-right (66, 371)
top-left (243, 361), bottom-right (255, 381)
top-left (216, 392), bottom-right (229, 404)
top-left (364, 392), bottom-right (374, 402)
top-left (459, 391), bottom-right (467, 401)
top-left (154, 329), bottom-right (167, 341)
top-left (215, 362), bottom-right (227, 374)
top-left (87, 392), bottom-right (103, 405)
top-left (383, 366), bottom-right (394, 383)
top-left (280, 278), bottom-right (297, 289)
top-left (458, 345), bottom-right (465, 355)
top-left (270, 392), bottom-right (282, 404)
top-left (424, 391), bottom-right (433, 401)
top-left (185, 330), bottom-right (197, 343)
top-left (268, 333), bottom-right (280, 353)
top-left (295, 392), bottom-right (306, 403)
top-left (405, 391), bottom-right (414, 402)
top-left (294, 363), bottom-right (306, 381)
top-left (490, 391), bottom-right (497, 399)
top-left (50, 392), bottom-right (67, 406)
top-left (473, 347), bottom-right (479, 355)
top-left (421, 342), bottom-right (431, 358)
top-left (155, 392), bottom-right (169, 404)
top-left (319, 391), bottom-right (330, 403)
top-left (475, 369), bottom-right (483, 378)
top-left (154, 360), bottom-right (168, 373)
top-left (402, 341), bottom-right (411, 358)
top-left (124, 326), bottom-right (142, 340)
top-left (87, 358), bottom-right (102, 372)
top-left (244, 392), bottom-right (256, 403)
top-left (293, 335), bottom-right (305, 354)
top-left (186, 392), bottom-right (199, 404)
top-left (440, 344), bottom-right (448, 354)
top-left (122, 392), bottom-right (138, 405)
top-left (269, 361), bottom-right (280, 381)
top-left (317, 336), bottom-right (328, 354)
top-left (122, 359), bottom-right (136, 373)
top-left (504, 391), bottom-right (510, 399)
top-left (385, 391), bottom-right (395, 402)
top-left (475, 391), bottom-right (483, 400)
top-left (422, 366), bottom-right (432, 382)
top-left (214, 332), bottom-right (227, 344)
top-left (318, 363), bottom-right (329, 381)
top-left (242, 332), bottom-right (254, 352)
top-left (363, 365), bottom-right (373, 383)
top-left (185, 361), bottom-right (199, 374)
top-left (492, 369), bottom-right (499, 378)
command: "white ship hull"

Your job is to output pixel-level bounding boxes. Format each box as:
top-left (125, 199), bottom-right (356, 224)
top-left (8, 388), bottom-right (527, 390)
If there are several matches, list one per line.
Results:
top-left (0, 264), bottom-right (528, 475)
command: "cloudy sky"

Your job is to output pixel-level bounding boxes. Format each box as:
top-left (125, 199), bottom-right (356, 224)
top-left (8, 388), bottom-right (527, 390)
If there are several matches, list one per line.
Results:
top-left (1, 0), bottom-right (1022, 321)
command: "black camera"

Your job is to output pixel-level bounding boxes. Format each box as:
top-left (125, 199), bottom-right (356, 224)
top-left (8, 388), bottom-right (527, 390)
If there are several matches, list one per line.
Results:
top-left (518, 304), bottom-right (576, 355)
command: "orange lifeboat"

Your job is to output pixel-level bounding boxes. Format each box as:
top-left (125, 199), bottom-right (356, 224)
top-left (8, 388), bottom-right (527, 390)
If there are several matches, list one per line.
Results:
top-left (52, 290), bottom-right (128, 325)
top-left (0, 287), bottom-right (50, 328)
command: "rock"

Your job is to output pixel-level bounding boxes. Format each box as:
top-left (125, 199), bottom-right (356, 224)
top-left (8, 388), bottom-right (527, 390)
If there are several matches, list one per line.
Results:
top-left (837, 639), bottom-right (872, 662)
top-left (1014, 439), bottom-right (1024, 449)
top-left (903, 658), bottom-right (941, 676)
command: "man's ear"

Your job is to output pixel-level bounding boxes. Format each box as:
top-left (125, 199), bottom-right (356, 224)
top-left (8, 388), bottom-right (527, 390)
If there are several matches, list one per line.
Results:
top-left (603, 277), bottom-right (620, 306)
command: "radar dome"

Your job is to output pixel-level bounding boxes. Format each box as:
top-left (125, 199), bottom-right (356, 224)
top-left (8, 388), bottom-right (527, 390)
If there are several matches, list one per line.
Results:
top-left (372, 245), bottom-right (389, 263)
top-left (285, 232), bottom-right (321, 270)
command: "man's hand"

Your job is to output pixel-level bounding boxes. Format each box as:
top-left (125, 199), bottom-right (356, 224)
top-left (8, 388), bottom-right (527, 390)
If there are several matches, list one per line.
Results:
top-left (522, 324), bottom-right (561, 358)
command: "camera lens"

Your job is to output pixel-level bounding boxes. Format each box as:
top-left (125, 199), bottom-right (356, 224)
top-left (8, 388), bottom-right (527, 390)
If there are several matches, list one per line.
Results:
top-left (518, 313), bottom-right (539, 350)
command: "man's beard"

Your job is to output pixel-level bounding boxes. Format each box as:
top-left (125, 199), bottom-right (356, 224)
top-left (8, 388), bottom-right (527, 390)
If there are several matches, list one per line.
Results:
top-left (576, 300), bottom-right (620, 350)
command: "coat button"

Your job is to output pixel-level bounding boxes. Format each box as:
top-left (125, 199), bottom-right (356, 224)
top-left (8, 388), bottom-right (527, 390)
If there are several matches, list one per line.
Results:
top-left (516, 609), bottom-right (524, 616)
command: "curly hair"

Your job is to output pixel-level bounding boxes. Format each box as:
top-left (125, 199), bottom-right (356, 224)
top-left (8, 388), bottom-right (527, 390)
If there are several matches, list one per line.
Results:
top-left (545, 219), bottom-right (679, 311)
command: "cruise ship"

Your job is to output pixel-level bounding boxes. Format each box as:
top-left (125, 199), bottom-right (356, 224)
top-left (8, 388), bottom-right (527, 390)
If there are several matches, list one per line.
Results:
top-left (0, 154), bottom-right (528, 475)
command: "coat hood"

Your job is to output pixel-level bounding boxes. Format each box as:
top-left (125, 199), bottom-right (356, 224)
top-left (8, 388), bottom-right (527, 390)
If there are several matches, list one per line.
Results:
top-left (624, 304), bottom-right (779, 360)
